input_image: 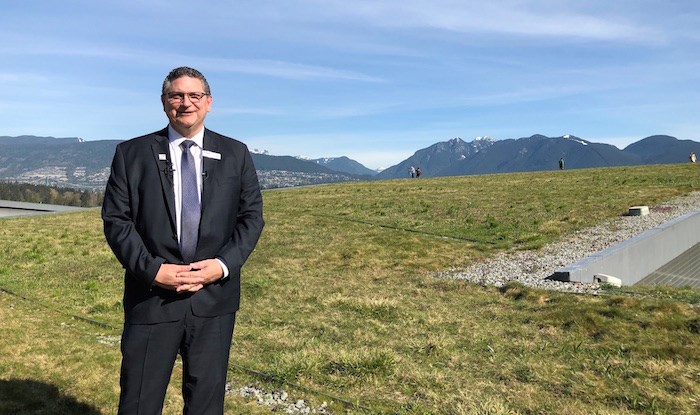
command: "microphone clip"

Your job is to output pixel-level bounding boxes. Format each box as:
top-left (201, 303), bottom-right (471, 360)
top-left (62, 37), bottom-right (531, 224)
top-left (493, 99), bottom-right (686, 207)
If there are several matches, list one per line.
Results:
top-left (162, 160), bottom-right (175, 180)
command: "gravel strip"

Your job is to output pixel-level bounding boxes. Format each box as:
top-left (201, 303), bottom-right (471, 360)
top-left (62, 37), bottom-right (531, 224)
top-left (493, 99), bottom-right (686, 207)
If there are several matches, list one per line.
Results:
top-left (437, 191), bottom-right (700, 294)
top-left (228, 384), bottom-right (332, 414)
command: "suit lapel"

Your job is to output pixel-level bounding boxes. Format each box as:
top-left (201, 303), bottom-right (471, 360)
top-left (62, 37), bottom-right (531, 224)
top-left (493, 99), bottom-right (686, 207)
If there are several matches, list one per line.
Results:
top-left (152, 129), bottom-right (177, 234)
top-left (201, 130), bottom-right (221, 217)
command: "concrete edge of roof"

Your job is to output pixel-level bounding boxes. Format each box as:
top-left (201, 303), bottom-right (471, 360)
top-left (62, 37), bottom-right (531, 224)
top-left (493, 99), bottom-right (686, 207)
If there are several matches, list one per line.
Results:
top-left (0, 199), bottom-right (91, 218)
top-left (550, 208), bottom-right (700, 286)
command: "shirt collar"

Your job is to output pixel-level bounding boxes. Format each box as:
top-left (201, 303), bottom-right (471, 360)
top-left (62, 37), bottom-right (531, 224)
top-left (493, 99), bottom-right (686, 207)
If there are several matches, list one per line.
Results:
top-left (167, 125), bottom-right (205, 149)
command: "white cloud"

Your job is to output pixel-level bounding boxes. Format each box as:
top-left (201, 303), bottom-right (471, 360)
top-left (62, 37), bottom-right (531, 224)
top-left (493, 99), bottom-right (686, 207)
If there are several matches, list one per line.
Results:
top-left (0, 37), bottom-right (382, 82)
top-left (300, 0), bottom-right (662, 43)
top-left (196, 57), bottom-right (383, 82)
top-left (0, 72), bottom-right (50, 85)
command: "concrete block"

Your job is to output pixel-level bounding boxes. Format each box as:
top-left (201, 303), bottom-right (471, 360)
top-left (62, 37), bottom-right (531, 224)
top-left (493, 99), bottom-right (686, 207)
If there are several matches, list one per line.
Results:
top-left (594, 274), bottom-right (622, 287)
top-left (628, 206), bottom-right (649, 216)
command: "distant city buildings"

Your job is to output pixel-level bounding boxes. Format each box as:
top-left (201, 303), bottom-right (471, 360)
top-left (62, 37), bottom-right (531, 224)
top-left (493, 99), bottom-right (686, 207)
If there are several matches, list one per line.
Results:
top-left (2, 168), bottom-right (360, 192)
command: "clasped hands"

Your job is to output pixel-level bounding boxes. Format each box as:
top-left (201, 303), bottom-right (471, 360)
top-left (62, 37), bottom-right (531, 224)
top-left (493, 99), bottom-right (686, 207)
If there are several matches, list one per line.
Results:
top-left (154, 259), bottom-right (223, 293)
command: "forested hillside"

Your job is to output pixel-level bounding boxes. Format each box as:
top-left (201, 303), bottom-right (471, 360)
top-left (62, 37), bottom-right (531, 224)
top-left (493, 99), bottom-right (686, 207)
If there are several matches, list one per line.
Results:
top-left (0, 181), bottom-right (103, 207)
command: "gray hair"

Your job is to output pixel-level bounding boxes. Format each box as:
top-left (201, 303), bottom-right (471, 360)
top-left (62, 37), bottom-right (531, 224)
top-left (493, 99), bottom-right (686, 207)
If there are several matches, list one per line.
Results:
top-left (161, 67), bottom-right (211, 95)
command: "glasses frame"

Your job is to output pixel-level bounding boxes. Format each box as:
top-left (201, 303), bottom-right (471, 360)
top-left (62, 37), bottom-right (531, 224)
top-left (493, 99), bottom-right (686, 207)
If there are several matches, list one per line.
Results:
top-left (164, 91), bottom-right (210, 104)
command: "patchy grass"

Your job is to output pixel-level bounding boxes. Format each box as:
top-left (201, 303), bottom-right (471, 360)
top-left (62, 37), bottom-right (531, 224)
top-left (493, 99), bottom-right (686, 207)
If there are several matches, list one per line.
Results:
top-left (1, 164), bottom-right (700, 414)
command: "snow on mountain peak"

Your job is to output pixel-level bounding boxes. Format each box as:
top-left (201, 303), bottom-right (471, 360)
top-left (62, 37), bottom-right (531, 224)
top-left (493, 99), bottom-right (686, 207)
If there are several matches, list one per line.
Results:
top-left (474, 136), bottom-right (496, 142)
top-left (313, 157), bottom-right (336, 164)
top-left (562, 134), bottom-right (587, 146)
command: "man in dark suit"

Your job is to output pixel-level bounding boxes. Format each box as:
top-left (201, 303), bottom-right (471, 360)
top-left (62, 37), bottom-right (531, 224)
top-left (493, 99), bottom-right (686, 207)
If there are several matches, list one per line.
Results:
top-left (102, 66), bottom-right (264, 414)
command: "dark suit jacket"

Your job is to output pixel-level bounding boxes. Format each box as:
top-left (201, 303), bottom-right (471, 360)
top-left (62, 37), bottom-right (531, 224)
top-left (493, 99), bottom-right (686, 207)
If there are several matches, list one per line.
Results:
top-left (102, 127), bottom-right (264, 324)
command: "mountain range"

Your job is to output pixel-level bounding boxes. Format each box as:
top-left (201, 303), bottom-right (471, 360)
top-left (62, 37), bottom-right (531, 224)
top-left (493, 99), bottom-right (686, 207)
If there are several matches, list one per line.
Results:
top-left (0, 135), bottom-right (367, 190)
top-left (377, 134), bottom-right (699, 179)
top-left (308, 156), bottom-right (379, 176)
top-left (0, 134), bottom-right (697, 190)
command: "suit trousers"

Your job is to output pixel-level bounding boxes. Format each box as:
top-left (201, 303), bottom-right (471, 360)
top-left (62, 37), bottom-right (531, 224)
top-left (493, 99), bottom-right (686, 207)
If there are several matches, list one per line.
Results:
top-left (117, 298), bottom-right (236, 415)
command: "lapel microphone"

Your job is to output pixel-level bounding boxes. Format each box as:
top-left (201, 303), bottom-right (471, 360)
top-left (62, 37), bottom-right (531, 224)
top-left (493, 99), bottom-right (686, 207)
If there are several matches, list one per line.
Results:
top-left (162, 160), bottom-right (175, 180)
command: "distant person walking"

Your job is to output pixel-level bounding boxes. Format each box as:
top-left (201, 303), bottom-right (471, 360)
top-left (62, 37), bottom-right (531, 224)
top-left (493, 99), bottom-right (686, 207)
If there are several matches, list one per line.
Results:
top-left (415, 167), bottom-right (422, 178)
top-left (690, 152), bottom-right (696, 163)
top-left (409, 165), bottom-right (416, 178)
top-left (559, 157), bottom-right (564, 170)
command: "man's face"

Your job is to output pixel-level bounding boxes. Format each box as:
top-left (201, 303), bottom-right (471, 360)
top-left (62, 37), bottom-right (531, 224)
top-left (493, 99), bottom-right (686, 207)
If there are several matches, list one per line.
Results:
top-left (162, 76), bottom-right (212, 137)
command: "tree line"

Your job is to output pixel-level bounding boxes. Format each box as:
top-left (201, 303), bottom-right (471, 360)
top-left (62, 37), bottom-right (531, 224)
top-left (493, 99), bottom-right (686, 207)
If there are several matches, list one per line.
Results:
top-left (0, 181), bottom-right (103, 207)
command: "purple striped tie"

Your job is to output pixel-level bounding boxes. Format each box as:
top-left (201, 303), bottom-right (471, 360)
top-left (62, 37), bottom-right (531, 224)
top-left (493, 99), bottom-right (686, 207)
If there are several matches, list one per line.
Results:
top-left (180, 140), bottom-right (200, 263)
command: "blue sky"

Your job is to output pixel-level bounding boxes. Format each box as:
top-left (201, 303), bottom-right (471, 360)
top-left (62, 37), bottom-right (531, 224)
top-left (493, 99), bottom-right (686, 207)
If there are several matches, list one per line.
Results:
top-left (2, 1), bottom-right (698, 169)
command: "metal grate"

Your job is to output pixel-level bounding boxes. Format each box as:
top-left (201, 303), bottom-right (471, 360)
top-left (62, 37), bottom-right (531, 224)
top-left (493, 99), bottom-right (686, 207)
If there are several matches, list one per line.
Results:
top-left (637, 242), bottom-right (700, 288)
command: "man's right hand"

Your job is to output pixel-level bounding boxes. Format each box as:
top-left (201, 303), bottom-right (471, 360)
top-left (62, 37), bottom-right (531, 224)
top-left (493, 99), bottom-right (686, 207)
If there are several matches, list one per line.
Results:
top-left (153, 263), bottom-right (203, 291)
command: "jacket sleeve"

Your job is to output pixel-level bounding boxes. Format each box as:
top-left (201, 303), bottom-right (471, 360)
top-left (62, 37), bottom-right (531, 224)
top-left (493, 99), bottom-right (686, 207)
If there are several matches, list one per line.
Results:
top-left (216, 146), bottom-right (265, 270)
top-left (102, 144), bottom-right (165, 287)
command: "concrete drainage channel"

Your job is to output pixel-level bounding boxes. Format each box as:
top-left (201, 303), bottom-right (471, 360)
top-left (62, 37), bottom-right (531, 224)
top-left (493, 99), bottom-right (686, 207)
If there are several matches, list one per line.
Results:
top-left (550, 206), bottom-right (700, 288)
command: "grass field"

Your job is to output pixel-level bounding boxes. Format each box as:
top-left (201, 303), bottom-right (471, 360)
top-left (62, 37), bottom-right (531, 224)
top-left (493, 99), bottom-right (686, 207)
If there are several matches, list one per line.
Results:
top-left (1, 164), bottom-right (700, 414)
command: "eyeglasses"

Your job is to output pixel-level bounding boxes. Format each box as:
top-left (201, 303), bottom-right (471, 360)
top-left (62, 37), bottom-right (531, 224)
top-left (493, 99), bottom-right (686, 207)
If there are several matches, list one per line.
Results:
top-left (164, 92), bottom-right (209, 104)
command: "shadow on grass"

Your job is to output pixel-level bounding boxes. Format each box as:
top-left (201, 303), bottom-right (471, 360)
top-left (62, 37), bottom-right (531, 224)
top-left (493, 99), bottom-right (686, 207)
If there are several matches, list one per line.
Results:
top-left (0, 378), bottom-right (101, 415)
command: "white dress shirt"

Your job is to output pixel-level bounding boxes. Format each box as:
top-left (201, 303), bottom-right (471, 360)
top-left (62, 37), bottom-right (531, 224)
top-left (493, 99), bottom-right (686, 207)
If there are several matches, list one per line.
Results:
top-left (167, 125), bottom-right (229, 278)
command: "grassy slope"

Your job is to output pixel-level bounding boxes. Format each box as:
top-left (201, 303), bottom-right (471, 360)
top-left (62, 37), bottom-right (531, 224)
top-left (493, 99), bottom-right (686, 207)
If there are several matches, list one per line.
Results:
top-left (1, 164), bottom-right (699, 414)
